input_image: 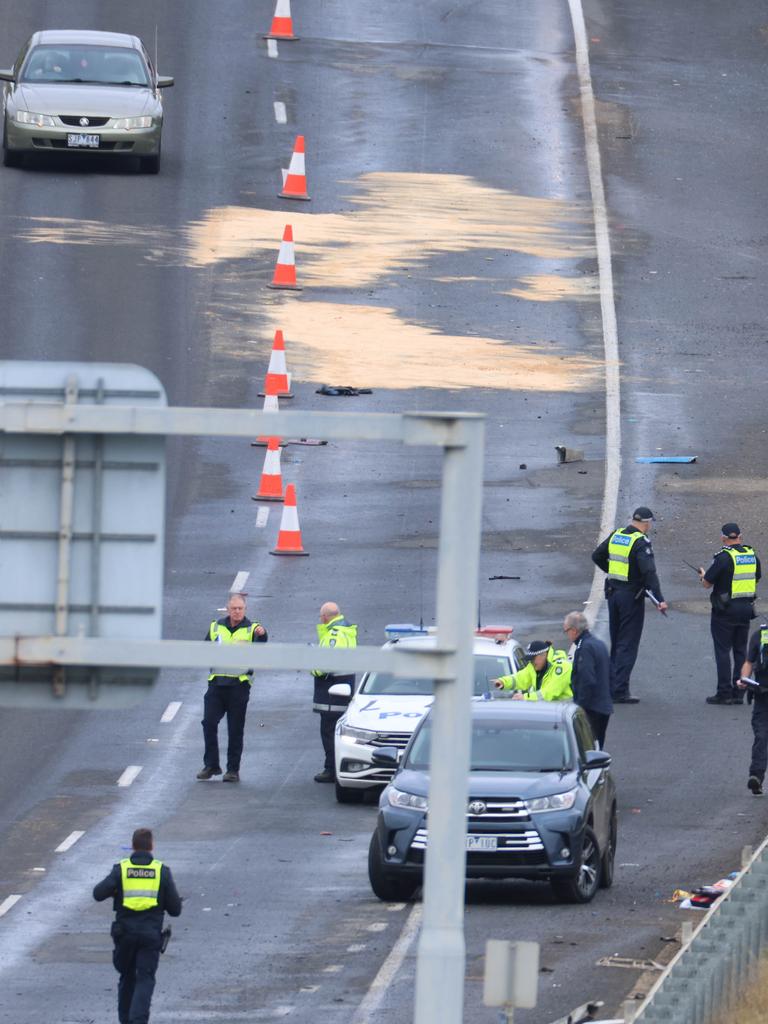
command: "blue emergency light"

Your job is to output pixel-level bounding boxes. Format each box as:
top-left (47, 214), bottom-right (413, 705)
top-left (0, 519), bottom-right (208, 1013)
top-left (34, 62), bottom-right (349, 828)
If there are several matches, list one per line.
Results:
top-left (384, 623), bottom-right (429, 640)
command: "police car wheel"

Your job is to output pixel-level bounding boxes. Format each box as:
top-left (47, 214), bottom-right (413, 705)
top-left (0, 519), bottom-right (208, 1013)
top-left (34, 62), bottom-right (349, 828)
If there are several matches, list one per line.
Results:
top-left (335, 781), bottom-right (365, 804)
top-left (368, 833), bottom-right (418, 902)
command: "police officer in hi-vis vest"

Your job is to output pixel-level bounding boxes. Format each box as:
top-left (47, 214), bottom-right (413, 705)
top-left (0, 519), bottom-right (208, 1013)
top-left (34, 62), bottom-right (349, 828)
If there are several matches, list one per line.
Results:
top-left (311, 602), bottom-right (357, 783)
top-left (93, 828), bottom-right (182, 1024)
top-left (737, 624), bottom-right (768, 795)
top-left (197, 593), bottom-right (268, 782)
top-left (592, 507), bottom-right (668, 703)
top-left (700, 523), bottom-right (761, 705)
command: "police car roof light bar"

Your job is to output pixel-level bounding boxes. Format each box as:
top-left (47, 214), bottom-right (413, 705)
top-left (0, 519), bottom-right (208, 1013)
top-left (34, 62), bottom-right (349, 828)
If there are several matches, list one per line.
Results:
top-left (475, 625), bottom-right (514, 639)
top-left (384, 623), bottom-right (429, 640)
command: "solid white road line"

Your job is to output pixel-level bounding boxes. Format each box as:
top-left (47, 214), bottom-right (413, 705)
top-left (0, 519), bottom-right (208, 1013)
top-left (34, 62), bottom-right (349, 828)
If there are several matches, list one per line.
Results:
top-left (160, 701), bottom-right (182, 723)
top-left (267, 39), bottom-right (279, 58)
top-left (0, 895), bottom-right (22, 918)
top-left (350, 904), bottom-right (423, 1024)
top-left (54, 831), bottom-right (85, 853)
top-left (274, 101), bottom-right (287, 124)
top-left (230, 570), bottom-right (250, 594)
top-left (567, 0), bottom-right (622, 627)
top-left (117, 765), bottom-right (143, 788)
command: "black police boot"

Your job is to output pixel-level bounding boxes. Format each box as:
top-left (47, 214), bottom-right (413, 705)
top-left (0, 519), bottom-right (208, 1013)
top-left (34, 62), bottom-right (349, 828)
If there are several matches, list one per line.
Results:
top-left (222, 771), bottom-right (240, 782)
top-left (196, 766), bottom-right (222, 780)
top-left (748, 776), bottom-right (764, 796)
top-left (314, 769), bottom-right (335, 783)
top-left (706, 695), bottom-right (734, 705)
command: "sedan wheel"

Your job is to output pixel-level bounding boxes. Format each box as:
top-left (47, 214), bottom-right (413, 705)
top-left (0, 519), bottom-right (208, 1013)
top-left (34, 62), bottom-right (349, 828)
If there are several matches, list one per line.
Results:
top-left (335, 781), bottom-right (365, 805)
top-left (551, 825), bottom-right (602, 904)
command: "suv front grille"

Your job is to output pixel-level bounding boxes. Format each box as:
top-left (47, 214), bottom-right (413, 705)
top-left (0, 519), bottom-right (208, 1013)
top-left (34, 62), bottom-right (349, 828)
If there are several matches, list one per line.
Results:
top-left (467, 798), bottom-right (531, 822)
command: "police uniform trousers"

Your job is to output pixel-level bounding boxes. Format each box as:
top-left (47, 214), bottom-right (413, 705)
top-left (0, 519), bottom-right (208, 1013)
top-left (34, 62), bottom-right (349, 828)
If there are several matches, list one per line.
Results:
top-left (320, 711), bottom-right (343, 773)
top-left (750, 695), bottom-right (768, 782)
top-left (607, 586), bottom-right (645, 699)
top-left (113, 925), bottom-right (161, 1024)
top-left (202, 679), bottom-right (250, 773)
top-left (710, 613), bottom-right (749, 701)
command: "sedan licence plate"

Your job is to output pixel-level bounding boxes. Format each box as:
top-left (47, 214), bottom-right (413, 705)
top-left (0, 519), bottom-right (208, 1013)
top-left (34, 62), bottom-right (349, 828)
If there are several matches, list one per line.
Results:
top-left (466, 835), bottom-right (497, 852)
top-left (67, 133), bottom-right (100, 148)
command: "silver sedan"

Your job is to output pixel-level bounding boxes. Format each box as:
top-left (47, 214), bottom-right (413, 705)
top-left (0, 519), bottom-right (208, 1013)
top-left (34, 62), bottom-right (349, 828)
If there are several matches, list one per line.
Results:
top-left (1, 30), bottom-right (173, 173)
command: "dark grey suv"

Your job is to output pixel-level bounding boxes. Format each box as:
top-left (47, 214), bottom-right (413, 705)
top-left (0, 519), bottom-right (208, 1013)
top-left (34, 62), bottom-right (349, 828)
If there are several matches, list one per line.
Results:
top-left (368, 700), bottom-right (617, 904)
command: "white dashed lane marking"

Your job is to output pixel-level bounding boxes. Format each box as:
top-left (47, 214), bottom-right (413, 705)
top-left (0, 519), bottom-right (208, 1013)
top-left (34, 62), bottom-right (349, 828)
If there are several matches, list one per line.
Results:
top-left (274, 101), bottom-right (287, 124)
top-left (267, 39), bottom-right (278, 58)
top-left (347, 943), bottom-right (367, 953)
top-left (117, 765), bottom-right (143, 788)
top-left (366, 921), bottom-right (388, 932)
top-left (256, 506), bottom-right (270, 528)
top-left (160, 701), bottom-right (182, 723)
top-left (229, 571), bottom-right (250, 593)
top-left (55, 831), bottom-right (85, 853)
top-left (0, 895), bottom-right (22, 918)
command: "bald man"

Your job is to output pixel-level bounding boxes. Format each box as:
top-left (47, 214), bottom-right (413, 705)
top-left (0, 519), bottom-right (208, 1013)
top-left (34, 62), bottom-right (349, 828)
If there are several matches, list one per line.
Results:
top-left (311, 603), bottom-right (358, 783)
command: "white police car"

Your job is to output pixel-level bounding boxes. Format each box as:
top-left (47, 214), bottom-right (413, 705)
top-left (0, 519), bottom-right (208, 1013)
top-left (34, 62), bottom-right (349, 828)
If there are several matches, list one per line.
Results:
top-left (333, 624), bottom-right (525, 804)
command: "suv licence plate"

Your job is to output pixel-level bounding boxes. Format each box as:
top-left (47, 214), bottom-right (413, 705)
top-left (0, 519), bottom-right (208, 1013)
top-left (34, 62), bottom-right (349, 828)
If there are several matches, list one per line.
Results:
top-left (67, 133), bottom-right (100, 148)
top-left (466, 835), bottom-right (497, 852)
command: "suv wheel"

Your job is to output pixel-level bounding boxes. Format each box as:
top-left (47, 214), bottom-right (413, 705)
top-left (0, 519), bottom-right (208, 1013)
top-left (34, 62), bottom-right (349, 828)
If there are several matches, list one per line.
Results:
top-left (551, 825), bottom-right (602, 904)
top-left (368, 833), bottom-right (417, 902)
top-left (335, 781), bottom-right (365, 804)
top-left (599, 807), bottom-right (617, 889)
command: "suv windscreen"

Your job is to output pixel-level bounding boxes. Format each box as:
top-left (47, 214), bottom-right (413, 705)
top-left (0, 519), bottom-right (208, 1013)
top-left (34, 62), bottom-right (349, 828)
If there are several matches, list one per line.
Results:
top-left (22, 45), bottom-right (150, 86)
top-left (360, 654), bottom-right (511, 696)
top-left (407, 718), bottom-right (573, 772)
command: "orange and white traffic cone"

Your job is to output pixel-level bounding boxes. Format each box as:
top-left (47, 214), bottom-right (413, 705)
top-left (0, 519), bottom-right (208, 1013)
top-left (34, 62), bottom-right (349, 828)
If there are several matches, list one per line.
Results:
top-left (252, 438), bottom-right (284, 502)
top-left (270, 484), bottom-right (309, 556)
top-left (253, 378), bottom-right (282, 446)
top-left (268, 225), bottom-right (301, 290)
top-left (259, 329), bottom-right (293, 398)
top-left (264, 0), bottom-right (298, 40)
top-left (279, 136), bottom-right (310, 201)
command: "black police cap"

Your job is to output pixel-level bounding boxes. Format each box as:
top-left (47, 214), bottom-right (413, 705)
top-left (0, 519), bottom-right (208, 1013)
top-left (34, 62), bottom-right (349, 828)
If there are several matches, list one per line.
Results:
top-left (722, 523), bottom-right (741, 539)
top-left (632, 506), bottom-right (655, 522)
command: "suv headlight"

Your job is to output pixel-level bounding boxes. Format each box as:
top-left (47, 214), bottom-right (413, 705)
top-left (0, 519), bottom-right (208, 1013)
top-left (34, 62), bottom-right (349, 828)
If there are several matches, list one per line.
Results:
top-left (338, 723), bottom-right (377, 742)
top-left (16, 111), bottom-right (56, 127)
top-left (527, 789), bottom-right (577, 813)
top-left (387, 786), bottom-right (428, 811)
top-left (113, 115), bottom-right (153, 130)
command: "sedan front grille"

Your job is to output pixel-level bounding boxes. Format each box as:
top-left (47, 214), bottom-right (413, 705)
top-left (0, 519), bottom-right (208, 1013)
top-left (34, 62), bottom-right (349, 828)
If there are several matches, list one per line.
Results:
top-left (59, 116), bottom-right (110, 127)
top-left (373, 731), bottom-right (411, 750)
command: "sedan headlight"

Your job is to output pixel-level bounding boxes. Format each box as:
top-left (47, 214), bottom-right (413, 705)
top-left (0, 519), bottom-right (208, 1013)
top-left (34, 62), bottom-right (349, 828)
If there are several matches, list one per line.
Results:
top-left (113, 115), bottom-right (153, 130)
top-left (16, 111), bottom-right (56, 127)
top-left (338, 723), bottom-right (377, 742)
top-left (387, 786), bottom-right (428, 811)
top-left (527, 789), bottom-right (577, 813)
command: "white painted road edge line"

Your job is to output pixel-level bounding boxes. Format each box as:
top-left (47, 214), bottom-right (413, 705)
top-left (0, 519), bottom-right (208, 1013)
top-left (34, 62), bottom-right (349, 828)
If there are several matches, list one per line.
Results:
top-left (0, 894), bottom-right (22, 918)
top-left (267, 39), bottom-right (278, 58)
top-left (117, 765), bottom-right (143, 788)
top-left (160, 701), bottom-right (182, 723)
top-left (229, 570), bottom-right (250, 594)
top-left (274, 101), bottom-right (287, 123)
top-left (350, 904), bottom-right (423, 1024)
top-left (54, 830), bottom-right (85, 853)
top-left (567, 0), bottom-right (621, 627)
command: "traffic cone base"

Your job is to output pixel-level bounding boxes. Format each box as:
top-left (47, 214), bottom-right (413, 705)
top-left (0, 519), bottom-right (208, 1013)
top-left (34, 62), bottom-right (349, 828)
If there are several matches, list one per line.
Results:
top-left (252, 439), bottom-right (284, 502)
top-left (270, 484), bottom-right (309, 556)
top-left (264, 0), bottom-right (298, 39)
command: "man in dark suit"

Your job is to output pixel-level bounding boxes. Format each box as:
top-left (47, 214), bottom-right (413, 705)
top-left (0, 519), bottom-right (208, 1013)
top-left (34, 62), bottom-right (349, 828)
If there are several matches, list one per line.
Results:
top-left (563, 611), bottom-right (612, 747)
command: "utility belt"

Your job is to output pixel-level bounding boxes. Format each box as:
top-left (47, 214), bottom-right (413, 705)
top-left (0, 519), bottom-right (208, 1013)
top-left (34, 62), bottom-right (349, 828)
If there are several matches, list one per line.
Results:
top-left (711, 593), bottom-right (755, 617)
top-left (605, 580), bottom-right (643, 600)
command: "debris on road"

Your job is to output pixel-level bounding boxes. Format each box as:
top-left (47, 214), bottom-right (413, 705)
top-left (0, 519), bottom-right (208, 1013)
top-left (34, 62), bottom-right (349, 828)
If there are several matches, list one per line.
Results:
top-left (555, 444), bottom-right (584, 463)
top-left (316, 384), bottom-right (373, 396)
top-left (675, 871), bottom-right (738, 910)
top-left (635, 456), bottom-right (697, 463)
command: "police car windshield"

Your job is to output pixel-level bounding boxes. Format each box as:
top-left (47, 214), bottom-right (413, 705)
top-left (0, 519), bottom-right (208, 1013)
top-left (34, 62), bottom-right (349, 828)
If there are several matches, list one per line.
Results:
top-left (406, 719), bottom-right (573, 773)
top-left (360, 654), bottom-right (511, 696)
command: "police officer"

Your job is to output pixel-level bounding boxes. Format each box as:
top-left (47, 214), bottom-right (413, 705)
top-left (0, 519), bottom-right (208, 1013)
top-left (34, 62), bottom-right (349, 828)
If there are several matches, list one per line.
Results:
top-left (196, 594), bottom-right (268, 782)
top-left (312, 602), bottom-right (357, 783)
top-left (699, 523), bottom-right (761, 705)
top-left (492, 640), bottom-right (573, 701)
top-left (737, 624), bottom-right (768, 794)
top-left (93, 828), bottom-right (182, 1024)
top-left (592, 506), bottom-right (668, 703)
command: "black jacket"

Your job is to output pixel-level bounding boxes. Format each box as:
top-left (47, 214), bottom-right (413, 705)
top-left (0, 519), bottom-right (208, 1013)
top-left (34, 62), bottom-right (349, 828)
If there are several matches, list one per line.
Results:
top-left (93, 852), bottom-right (182, 932)
top-left (704, 546), bottom-right (761, 621)
top-left (592, 527), bottom-right (664, 602)
top-left (571, 630), bottom-right (613, 716)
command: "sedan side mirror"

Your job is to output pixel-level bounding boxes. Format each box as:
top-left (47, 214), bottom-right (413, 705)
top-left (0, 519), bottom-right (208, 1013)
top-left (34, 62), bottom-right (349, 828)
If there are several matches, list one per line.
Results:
top-left (327, 682), bottom-right (352, 698)
top-left (156, 76), bottom-right (174, 88)
top-left (371, 746), bottom-right (400, 768)
top-left (0, 69), bottom-right (15, 82)
top-left (584, 749), bottom-right (611, 770)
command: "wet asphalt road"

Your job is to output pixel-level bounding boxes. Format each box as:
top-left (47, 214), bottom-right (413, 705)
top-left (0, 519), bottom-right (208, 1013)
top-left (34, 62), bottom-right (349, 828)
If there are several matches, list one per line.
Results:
top-left (1, 1), bottom-right (768, 1022)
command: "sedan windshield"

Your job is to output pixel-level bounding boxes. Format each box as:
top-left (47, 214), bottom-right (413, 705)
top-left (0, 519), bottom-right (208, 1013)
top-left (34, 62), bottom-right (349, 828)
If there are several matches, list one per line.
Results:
top-left (406, 719), bottom-right (573, 772)
top-left (360, 654), bottom-right (511, 697)
top-left (21, 45), bottom-right (150, 86)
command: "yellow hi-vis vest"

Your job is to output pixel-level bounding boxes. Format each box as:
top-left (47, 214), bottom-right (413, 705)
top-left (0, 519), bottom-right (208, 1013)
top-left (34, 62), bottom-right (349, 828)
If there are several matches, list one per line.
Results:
top-left (497, 649), bottom-right (573, 702)
top-left (208, 621), bottom-right (258, 683)
top-left (312, 616), bottom-right (357, 677)
top-left (607, 529), bottom-right (645, 582)
top-left (722, 546), bottom-right (757, 599)
top-left (120, 858), bottom-right (162, 911)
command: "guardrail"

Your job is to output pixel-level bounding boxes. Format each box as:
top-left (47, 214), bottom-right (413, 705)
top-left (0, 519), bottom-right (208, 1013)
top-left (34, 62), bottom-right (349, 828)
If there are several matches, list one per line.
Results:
top-left (629, 835), bottom-right (768, 1023)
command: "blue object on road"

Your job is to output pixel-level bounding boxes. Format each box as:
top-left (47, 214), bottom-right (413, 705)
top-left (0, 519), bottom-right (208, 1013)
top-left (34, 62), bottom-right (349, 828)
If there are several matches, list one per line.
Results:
top-left (635, 456), bottom-right (697, 463)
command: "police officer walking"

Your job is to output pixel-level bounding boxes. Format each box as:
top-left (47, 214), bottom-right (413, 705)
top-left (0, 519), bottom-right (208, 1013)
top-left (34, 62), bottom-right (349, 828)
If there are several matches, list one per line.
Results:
top-left (592, 507), bottom-right (668, 703)
top-left (700, 523), bottom-right (761, 705)
top-left (737, 623), bottom-right (768, 794)
top-left (311, 602), bottom-right (357, 783)
top-left (93, 828), bottom-right (182, 1024)
top-left (197, 594), bottom-right (268, 782)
